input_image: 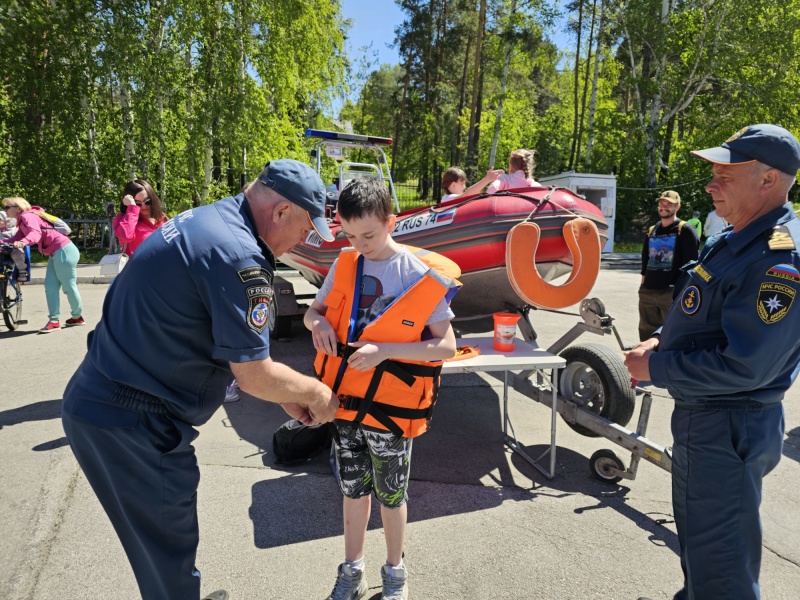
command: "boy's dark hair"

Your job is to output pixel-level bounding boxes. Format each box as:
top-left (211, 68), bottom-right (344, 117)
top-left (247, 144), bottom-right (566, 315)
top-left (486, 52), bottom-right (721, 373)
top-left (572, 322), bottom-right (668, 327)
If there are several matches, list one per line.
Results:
top-left (337, 177), bottom-right (393, 222)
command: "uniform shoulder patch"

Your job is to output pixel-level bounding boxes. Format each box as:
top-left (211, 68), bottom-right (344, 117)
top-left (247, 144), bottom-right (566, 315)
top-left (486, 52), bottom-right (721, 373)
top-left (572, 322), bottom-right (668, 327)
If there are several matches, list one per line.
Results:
top-left (246, 285), bottom-right (274, 333)
top-left (680, 285), bottom-right (701, 315)
top-left (757, 281), bottom-right (795, 324)
top-left (238, 266), bottom-right (273, 285)
top-left (768, 226), bottom-right (796, 251)
top-left (693, 264), bottom-right (713, 283)
top-left (766, 264), bottom-right (800, 283)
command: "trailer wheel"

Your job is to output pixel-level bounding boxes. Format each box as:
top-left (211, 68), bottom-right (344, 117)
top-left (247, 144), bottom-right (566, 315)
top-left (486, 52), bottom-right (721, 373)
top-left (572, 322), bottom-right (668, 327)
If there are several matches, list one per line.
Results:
top-left (590, 449), bottom-right (624, 483)
top-left (268, 292), bottom-right (292, 339)
top-left (558, 343), bottom-right (635, 437)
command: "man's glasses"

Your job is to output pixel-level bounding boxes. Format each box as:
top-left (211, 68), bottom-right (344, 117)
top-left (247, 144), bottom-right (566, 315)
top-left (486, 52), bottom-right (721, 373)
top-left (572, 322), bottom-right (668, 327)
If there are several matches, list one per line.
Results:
top-left (135, 199), bottom-right (152, 207)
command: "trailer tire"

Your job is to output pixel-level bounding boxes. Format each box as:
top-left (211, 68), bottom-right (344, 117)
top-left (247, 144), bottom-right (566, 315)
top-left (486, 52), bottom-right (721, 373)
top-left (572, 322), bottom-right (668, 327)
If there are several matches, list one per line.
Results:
top-left (589, 449), bottom-right (624, 483)
top-left (268, 293), bottom-right (293, 340)
top-left (558, 343), bottom-right (635, 437)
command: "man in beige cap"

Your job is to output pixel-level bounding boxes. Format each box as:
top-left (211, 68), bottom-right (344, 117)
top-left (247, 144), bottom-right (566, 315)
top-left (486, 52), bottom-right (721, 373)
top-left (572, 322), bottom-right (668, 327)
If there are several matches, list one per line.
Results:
top-left (638, 190), bottom-right (699, 341)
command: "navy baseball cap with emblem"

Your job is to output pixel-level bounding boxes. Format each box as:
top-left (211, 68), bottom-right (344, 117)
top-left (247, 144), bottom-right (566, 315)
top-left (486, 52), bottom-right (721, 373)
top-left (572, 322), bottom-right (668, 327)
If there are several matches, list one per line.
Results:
top-left (258, 159), bottom-right (334, 241)
top-left (691, 123), bottom-right (800, 175)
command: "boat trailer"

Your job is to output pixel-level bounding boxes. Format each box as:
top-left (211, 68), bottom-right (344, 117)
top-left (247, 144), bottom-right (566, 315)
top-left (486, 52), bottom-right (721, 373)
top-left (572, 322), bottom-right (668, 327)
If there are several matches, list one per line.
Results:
top-left (502, 298), bottom-right (672, 483)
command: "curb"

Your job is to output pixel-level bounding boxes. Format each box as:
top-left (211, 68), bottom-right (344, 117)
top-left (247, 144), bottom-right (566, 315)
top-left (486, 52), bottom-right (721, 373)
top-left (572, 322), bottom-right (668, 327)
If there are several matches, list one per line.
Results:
top-left (25, 276), bottom-right (115, 286)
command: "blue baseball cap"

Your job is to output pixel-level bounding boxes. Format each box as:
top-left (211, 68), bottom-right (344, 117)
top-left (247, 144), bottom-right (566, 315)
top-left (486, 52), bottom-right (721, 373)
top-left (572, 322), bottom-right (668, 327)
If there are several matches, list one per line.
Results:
top-left (690, 124), bottom-right (800, 175)
top-left (258, 159), bottom-right (334, 241)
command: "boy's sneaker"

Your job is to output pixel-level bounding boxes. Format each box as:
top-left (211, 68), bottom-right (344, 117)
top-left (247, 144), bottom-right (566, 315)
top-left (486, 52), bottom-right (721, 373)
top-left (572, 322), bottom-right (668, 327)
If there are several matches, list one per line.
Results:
top-left (381, 563), bottom-right (408, 600)
top-left (326, 562), bottom-right (368, 600)
top-left (223, 381), bottom-right (240, 403)
top-left (16, 271), bottom-right (28, 283)
top-left (65, 316), bottom-right (85, 327)
top-left (38, 320), bottom-right (61, 334)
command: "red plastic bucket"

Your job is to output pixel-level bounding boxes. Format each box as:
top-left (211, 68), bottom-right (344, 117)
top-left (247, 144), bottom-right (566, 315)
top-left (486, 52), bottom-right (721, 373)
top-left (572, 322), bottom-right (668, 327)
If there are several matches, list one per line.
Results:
top-left (493, 312), bottom-right (521, 352)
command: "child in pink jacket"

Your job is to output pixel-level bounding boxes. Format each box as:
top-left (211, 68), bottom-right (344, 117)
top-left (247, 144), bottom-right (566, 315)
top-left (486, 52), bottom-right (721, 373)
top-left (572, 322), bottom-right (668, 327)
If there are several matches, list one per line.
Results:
top-left (2, 196), bottom-right (83, 332)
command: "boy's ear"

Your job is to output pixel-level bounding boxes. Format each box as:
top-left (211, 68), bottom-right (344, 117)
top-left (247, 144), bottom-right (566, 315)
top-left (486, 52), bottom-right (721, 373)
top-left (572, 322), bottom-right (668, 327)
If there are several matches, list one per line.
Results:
top-left (387, 214), bottom-right (397, 229)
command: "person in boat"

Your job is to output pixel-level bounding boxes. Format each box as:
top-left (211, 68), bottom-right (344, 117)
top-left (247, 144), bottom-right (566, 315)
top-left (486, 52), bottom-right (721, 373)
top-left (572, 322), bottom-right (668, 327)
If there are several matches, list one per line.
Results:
top-left (625, 123), bottom-right (800, 600)
top-left (440, 166), bottom-right (504, 204)
top-left (304, 177), bottom-right (458, 600)
top-left (486, 148), bottom-right (540, 193)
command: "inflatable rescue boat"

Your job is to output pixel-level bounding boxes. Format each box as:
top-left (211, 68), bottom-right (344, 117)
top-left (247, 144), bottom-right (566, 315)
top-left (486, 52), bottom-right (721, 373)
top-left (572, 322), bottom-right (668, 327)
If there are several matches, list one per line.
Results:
top-left (279, 186), bottom-right (608, 331)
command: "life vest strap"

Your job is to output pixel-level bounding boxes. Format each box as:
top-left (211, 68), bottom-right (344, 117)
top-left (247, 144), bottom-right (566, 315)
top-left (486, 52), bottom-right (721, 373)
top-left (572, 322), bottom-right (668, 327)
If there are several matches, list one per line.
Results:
top-left (338, 360), bottom-right (443, 438)
top-left (339, 395), bottom-right (437, 438)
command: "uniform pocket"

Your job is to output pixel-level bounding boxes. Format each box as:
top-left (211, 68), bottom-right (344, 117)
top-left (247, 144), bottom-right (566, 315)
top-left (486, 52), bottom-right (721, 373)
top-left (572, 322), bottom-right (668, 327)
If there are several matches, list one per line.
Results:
top-left (68, 398), bottom-right (139, 429)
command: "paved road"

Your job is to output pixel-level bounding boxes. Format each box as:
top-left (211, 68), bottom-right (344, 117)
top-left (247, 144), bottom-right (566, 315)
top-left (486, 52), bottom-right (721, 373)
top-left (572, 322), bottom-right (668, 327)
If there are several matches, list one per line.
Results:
top-left (2, 265), bottom-right (799, 600)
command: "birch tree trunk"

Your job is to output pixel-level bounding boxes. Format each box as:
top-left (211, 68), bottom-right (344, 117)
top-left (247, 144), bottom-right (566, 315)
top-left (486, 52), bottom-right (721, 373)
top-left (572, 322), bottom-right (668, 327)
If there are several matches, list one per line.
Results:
top-left (584, 0), bottom-right (605, 170)
top-left (185, 48), bottom-right (199, 205)
top-left (489, 0), bottom-right (517, 170)
top-left (119, 77), bottom-right (136, 181)
top-left (569, 0), bottom-right (585, 169)
top-left (465, 0), bottom-right (487, 177)
top-left (574, 0), bottom-right (597, 168)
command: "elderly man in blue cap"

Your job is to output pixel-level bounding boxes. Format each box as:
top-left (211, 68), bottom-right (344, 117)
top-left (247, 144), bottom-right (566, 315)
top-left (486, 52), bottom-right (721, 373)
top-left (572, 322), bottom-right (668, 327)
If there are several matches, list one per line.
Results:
top-left (62, 159), bottom-right (339, 600)
top-left (626, 124), bottom-right (800, 600)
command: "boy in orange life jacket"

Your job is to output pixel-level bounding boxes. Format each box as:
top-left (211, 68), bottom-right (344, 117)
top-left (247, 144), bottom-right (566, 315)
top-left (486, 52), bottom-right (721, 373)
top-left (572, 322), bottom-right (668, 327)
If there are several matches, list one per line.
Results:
top-left (304, 177), bottom-right (457, 600)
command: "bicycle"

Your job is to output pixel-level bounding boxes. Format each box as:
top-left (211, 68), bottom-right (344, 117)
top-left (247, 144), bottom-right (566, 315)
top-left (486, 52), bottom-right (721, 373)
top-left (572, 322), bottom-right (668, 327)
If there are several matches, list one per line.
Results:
top-left (1, 243), bottom-right (26, 331)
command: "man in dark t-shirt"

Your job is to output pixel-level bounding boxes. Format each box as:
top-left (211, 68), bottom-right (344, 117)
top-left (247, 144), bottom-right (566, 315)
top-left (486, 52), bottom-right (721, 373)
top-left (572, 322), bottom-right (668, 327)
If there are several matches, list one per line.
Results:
top-left (638, 190), bottom-right (699, 341)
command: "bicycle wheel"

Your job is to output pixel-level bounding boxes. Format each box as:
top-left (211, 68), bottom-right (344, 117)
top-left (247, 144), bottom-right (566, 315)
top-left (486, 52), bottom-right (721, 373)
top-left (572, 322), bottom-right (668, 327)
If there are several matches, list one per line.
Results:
top-left (2, 276), bottom-right (22, 331)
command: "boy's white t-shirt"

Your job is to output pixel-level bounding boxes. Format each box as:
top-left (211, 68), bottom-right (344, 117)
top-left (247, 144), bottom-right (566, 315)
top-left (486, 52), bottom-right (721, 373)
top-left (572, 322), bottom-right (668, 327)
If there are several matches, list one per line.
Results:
top-left (316, 246), bottom-right (454, 337)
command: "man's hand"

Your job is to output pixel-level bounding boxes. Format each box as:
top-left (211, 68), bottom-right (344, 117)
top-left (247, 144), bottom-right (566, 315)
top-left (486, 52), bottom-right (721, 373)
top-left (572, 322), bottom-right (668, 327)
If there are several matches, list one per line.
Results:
top-left (282, 402), bottom-right (314, 426)
top-left (309, 390), bottom-right (339, 424)
top-left (623, 337), bottom-right (659, 382)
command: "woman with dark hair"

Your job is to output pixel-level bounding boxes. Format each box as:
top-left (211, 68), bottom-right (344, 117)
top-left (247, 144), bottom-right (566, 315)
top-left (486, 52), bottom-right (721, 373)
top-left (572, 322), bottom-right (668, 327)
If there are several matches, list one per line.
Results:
top-left (112, 179), bottom-right (168, 256)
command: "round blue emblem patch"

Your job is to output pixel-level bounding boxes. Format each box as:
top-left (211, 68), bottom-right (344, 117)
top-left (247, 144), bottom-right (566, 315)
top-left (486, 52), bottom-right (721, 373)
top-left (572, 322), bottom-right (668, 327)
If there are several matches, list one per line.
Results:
top-left (251, 302), bottom-right (269, 327)
top-left (681, 285), bottom-right (701, 315)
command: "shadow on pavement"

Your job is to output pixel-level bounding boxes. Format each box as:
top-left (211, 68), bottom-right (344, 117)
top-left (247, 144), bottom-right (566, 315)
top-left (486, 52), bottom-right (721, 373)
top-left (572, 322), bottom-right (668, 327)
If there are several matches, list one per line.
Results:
top-left (226, 326), bottom-right (678, 554)
top-left (32, 437), bottom-right (70, 451)
top-left (784, 426), bottom-right (800, 462)
top-left (0, 398), bottom-right (62, 430)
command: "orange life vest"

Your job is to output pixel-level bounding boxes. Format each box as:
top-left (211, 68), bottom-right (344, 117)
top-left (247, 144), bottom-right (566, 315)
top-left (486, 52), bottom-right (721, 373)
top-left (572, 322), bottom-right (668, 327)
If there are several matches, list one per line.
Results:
top-left (314, 246), bottom-right (461, 438)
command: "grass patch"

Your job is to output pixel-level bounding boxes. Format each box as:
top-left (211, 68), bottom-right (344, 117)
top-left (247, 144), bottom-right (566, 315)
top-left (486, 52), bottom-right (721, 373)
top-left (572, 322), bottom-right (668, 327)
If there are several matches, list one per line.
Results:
top-left (29, 247), bottom-right (110, 264)
top-left (613, 242), bottom-right (643, 253)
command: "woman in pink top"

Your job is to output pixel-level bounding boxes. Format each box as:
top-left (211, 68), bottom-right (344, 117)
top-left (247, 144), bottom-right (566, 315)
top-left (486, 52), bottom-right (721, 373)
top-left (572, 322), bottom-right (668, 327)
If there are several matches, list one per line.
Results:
top-left (2, 196), bottom-right (83, 333)
top-left (112, 179), bottom-right (167, 256)
top-left (486, 149), bottom-right (541, 193)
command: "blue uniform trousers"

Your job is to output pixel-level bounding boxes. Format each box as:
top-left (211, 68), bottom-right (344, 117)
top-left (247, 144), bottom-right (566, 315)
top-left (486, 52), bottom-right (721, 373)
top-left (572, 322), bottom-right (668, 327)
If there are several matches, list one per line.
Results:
top-left (62, 396), bottom-right (202, 600)
top-left (671, 403), bottom-right (784, 600)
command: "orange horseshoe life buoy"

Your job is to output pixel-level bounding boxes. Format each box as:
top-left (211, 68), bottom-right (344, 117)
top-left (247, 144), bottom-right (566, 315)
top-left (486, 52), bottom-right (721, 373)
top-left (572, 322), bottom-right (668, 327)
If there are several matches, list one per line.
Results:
top-left (506, 218), bottom-right (601, 309)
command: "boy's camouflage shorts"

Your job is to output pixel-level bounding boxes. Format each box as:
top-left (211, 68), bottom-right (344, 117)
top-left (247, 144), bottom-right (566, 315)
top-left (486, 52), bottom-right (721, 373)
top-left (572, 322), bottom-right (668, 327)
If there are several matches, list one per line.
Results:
top-left (332, 421), bottom-right (413, 508)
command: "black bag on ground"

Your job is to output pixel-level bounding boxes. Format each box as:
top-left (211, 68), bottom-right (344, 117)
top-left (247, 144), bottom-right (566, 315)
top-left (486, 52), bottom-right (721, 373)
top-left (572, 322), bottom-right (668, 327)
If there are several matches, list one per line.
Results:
top-left (272, 419), bottom-right (332, 466)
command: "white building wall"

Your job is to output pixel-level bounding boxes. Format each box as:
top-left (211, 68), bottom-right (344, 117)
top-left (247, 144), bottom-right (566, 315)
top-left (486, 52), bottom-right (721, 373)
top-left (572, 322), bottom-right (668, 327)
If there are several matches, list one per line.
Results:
top-left (538, 172), bottom-right (617, 252)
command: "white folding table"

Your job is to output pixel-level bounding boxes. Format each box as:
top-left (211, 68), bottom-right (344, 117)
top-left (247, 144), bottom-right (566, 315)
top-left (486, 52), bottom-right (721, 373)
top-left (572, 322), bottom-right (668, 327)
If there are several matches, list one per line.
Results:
top-left (441, 337), bottom-right (566, 479)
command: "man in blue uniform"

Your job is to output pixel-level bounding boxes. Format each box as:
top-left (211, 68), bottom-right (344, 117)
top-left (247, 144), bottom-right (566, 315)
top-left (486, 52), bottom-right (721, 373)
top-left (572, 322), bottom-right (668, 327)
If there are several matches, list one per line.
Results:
top-left (61, 159), bottom-right (339, 600)
top-left (626, 124), bottom-right (800, 600)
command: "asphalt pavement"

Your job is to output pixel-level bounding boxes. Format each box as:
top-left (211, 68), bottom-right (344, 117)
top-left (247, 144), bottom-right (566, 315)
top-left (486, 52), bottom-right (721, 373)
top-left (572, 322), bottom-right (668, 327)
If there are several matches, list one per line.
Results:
top-left (2, 260), bottom-right (799, 600)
